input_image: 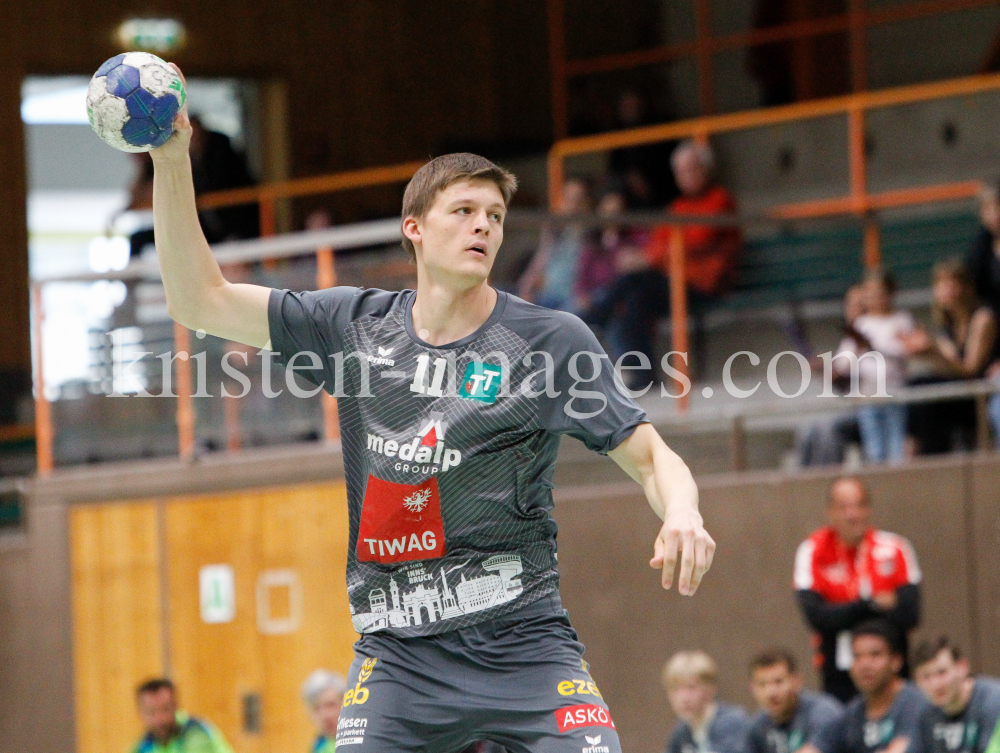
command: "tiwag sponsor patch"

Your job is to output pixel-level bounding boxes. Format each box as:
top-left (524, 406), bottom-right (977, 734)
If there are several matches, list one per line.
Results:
top-left (555, 703), bottom-right (616, 733)
top-left (357, 475), bottom-right (445, 563)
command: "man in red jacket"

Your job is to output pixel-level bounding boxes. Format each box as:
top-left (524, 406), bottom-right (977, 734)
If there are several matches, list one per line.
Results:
top-left (647, 141), bottom-right (742, 299)
top-left (582, 140), bottom-right (741, 381)
top-left (794, 477), bottom-right (921, 703)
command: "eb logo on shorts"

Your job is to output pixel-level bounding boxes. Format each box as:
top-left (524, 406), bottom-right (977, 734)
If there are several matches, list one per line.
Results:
top-left (555, 703), bottom-right (616, 732)
top-left (344, 657), bottom-right (377, 707)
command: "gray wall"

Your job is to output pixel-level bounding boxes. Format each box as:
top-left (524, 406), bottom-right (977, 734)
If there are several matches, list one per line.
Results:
top-left (3, 445), bottom-right (1000, 753)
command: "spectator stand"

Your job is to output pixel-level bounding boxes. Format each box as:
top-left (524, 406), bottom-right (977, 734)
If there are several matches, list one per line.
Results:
top-left (547, 71), bottom-right (1000, 406)
top-left (26, 71), bottom-right (1000, 477)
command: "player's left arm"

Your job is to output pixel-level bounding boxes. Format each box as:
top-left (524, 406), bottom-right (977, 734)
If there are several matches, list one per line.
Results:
top-left (608, 423), bottom-right (715, 595)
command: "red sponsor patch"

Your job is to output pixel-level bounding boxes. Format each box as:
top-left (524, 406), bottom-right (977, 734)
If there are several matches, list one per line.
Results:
top-left (357, 475), bottom-right (445, 563)
top-left (554, 704), bottom-right (616, 733)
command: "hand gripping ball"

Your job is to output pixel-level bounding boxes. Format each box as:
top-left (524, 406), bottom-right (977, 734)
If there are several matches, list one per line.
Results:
top-left (87, 52), bottom-right (186, 152)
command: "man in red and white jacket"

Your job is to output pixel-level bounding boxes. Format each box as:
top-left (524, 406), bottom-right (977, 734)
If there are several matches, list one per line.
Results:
top-left (794, 477), bottom-right (921, 704)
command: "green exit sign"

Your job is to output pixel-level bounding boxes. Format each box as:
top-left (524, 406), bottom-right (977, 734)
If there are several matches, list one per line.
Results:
top-left (116, 18), bottom-right (186, 54)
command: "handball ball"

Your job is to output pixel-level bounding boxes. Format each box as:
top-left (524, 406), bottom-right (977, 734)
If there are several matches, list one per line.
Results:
top-left (87, 52), bottom-right (186, 152)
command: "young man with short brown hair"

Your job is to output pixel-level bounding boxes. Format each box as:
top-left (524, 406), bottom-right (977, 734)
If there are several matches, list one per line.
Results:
top-left (747, 648), bottom-right (843, 753)
top-left (151, 65), bottom-right (714, 753)
top-left (913, 636), bottom-right (1000, 753)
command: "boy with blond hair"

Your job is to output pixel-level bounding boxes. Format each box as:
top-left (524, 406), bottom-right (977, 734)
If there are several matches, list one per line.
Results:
top-left (664, 651), bottom-right (752, 753)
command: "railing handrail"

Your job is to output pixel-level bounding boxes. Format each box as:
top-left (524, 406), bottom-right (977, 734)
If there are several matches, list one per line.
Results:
top-left (196, 160), bottom-right (426, 210)
top-left (549, 71), bottom-right (1000, 158)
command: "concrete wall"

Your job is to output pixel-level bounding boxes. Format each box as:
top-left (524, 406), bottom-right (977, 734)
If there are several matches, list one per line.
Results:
top-left (3, 444), bottom-right (1000, 753)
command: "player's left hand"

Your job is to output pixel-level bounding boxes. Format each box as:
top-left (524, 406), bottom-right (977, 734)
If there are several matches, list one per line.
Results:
top-left (650, 506), bottom-right (715, 595)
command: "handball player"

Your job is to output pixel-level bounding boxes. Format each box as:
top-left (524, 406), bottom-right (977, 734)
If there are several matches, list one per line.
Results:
top-left (150, 64), bottom-right (715, 753)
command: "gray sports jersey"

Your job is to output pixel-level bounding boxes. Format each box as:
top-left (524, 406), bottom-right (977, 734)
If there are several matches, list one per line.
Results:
top-left (666, 702), bottom-right (753, 753)
top-left (748, 691), bottom-right (845, 753)
top-left (919, 678), bottom-right (1000, 753)
top-left (269, 287), bottom-right (647, 637)
top-left (821, 683), bottom-right (930, 753)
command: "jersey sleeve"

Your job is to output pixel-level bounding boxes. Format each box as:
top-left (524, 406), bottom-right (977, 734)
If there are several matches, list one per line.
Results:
top-left (268, 286), bottom-right (386, 390)
top-left (532, 312), bottom-right (647, 453)
top-left (983, 713), bottom-right (1000, 753)
top-left (808, 698), bottom-right (846, 750)
top-left (746, 716), bottom-right (769, 753)
top-left (894, 536), bottom-right (922, 585)
top-left (898, 689), bottom-right (930, 753)
top-left (794, 537), bottom-right (817, 590)
top-left (815, 706), bottom-right (849, 753)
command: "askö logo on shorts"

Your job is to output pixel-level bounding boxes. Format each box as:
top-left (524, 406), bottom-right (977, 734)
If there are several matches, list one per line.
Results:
top-left (555, 703), bottom-right (616, 733)
top-left (357, 475), bottom-right (446, 563)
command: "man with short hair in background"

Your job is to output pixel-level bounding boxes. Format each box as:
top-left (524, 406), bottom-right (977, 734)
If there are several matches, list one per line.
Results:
top-left (913, 636), bottom-right (1000, 753)
top-left (664, 650), bottom-right (752, 753)
top-left (748, 647), bottom-right (844, 753)
top-left (301, 669), bottom-right (347, 753)
top-left (818, 620), bottom-right (930, 753)
top-left (795, 477), bottom-right (922, 702)
top-left (132, 678), bottom-right (233, 753)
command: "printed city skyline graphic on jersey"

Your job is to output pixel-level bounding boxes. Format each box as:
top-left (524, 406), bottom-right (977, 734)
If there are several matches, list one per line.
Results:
top-left (350, 554), bottom-right (524, 632)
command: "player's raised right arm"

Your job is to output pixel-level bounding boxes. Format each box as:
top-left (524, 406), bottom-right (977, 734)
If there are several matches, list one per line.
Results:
top-left (149, 65), bottom-right (271, 349)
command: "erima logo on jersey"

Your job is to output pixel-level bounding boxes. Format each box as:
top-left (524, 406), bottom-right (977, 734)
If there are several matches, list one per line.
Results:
top-left (583, 735), bottom-right (610, 753)
top-left (366, 345), bottom-right (395, 367)
top-left (365, 414), bottom-right (462, 473)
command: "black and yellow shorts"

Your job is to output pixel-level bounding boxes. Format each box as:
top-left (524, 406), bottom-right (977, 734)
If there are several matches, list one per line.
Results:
top-left (335, 593), bottom-right (621, 753)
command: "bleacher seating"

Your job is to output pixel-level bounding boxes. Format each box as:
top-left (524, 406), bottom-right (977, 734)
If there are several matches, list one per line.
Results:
top-left (722, 212), bottom-right (980, 311)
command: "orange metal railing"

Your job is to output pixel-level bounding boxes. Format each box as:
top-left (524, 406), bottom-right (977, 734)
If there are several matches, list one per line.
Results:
top-left (31, 72), bottom-right (1000, 471)
top-left (547, 71), bottom-right (1000, 408)
top-left (547, 0), bottom-right (1000, 136)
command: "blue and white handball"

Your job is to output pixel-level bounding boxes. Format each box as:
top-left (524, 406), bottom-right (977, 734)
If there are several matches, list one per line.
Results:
top-left (87, 52), bottom-right (186, 152)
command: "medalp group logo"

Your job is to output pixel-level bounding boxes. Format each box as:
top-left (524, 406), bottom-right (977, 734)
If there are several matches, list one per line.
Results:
top-left (365, 412), bottom-right (462, 474)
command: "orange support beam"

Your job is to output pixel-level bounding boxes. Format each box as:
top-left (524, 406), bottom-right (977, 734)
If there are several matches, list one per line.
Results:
top-left (174, 322), bottom-right (195, 460)
top-left (197, 161), bottom-right (426, 211)
top-left (695, 0), bottom-right (715, 115)
top-left (31, 285), bottom-right (53, 476)
top-left (551, 71), bottom-right (1000, 158)
top-left (562, 0), bottom-right (999, 79)
top-left (669, 228), bottom-right (691, 413)
top-left (547, 0), bottom-right (568, 140)
top-left (316, 247), bottom-right (341, 442)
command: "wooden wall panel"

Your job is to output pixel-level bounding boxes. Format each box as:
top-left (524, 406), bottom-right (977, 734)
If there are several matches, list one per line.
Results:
top-left (164, 481), bottom-right (354, 753)
top-left (970, 456), bottom-right (1000, 677)
top-left (70, 502), bottom-right (163, 753)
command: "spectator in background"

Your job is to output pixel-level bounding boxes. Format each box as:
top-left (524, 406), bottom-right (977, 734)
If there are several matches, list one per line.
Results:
top-left (747, 648), bottom-right (843, 753)
top-left (608, 89), bottom-right (678, 209)
top-left (189, 116), bottom-right (260, 242)
top-left (797, 284), bottom-right (866, 467)
top-left (517, 176), bottom-right (591, 312)
top-left (582, 141), bottom-right (740, 371)
top-left (301, 669), bottom-right (347, 753)
top-left (913, 636), bottom-right (1000, 753)
top-left (663, 650), bottom-right (752, 753)
top-left (966, 183), bottom-right (1000, 316)
top-left (647, 140), bottom-right (743, 303)
top-left (818, 621), bottom-right (930, 753)
top-left (849, 270), bottom-right (914, 464)
top-left (125, 117), bottom-right (259, 259)
top-left (575, 186), bottom-right (650, 316)
top-left (132, 678), bottom-right (233, 753)
top-left (794, 477), bottom-right (922, 702)
top-left (903, 258), bottom-right (998, 455)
